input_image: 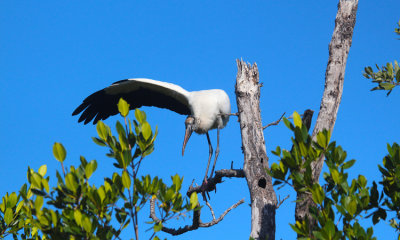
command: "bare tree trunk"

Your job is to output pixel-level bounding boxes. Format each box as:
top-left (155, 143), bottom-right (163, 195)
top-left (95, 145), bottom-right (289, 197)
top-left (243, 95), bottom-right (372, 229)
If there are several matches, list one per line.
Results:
top-left (235, 60), bottom-right (277, 240)
top-left (294, 0), bottom-right (359, 232)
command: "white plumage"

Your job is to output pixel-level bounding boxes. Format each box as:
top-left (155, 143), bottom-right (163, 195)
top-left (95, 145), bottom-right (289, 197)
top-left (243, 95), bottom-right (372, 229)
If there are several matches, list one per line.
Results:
top-left (73, 78), bottom-right (231, 184)
top-left (187, 89), bottom-right (230, 133)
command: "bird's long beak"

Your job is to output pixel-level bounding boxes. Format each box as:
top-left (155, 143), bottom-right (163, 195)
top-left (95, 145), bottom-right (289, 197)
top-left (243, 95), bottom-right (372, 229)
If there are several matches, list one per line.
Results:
top-left (182, 125), bottom-right (193, 156)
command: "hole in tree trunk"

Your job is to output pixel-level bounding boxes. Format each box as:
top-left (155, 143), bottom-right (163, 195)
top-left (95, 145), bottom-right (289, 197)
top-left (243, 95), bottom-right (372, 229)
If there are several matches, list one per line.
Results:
top-left (258, 177), bottom-right (266, 188)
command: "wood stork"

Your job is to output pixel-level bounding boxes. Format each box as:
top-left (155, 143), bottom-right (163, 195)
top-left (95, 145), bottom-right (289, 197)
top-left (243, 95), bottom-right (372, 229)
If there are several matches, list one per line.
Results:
top-left (72, 78), bottom-right (231, 184)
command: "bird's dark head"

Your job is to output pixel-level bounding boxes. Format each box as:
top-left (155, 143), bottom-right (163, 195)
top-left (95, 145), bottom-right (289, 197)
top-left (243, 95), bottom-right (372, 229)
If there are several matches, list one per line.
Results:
top-left (182, 116), bottom-right (196, 156)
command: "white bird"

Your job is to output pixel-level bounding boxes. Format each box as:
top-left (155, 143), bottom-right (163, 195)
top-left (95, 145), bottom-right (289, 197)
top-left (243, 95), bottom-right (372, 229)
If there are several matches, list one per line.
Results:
top-left (72, 78), bottom-right (231, 185)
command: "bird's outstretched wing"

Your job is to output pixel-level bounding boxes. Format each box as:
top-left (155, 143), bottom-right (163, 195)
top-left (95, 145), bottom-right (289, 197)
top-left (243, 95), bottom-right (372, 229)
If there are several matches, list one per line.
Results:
top-left (72, 78), bottom-right (191, 124)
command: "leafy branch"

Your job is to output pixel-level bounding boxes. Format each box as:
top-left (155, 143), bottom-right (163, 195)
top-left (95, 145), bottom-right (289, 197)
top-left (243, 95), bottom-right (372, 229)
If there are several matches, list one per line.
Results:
top-left (363, 20), bottom-right (400, 96)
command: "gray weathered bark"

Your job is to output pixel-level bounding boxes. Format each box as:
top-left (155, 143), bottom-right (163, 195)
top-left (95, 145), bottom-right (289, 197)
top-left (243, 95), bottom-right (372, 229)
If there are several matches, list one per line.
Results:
top-left (235, 60), bottom-right (277, 240)
top-left (294, 0), bottom-right (359, 232)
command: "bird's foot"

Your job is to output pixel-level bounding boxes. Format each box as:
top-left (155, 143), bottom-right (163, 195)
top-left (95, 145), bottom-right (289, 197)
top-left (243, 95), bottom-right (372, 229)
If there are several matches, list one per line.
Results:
top-left (201, 178), bottom-right (208, 192)
top-left (201, 179), bottom-right (210, 201)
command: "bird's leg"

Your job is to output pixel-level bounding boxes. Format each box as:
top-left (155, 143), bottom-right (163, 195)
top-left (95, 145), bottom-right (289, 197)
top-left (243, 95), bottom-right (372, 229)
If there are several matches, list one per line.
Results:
top-left (210, 128), bottom-right (220, 178)
top-left (203, 132), bottom-right (213, 186)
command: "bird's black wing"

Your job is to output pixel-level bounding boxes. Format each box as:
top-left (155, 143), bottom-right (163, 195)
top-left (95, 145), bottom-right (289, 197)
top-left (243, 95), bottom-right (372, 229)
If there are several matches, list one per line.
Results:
top-left (72, 78), bottom-right (192, 124)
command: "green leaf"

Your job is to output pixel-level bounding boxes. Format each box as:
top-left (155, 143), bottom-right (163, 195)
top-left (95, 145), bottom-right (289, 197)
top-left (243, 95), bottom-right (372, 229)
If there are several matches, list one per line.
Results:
top-left (135, 109), bottom-right (146, 124)
top-left (293, 111), bottom-right (302, 128)
top-left (324, 220), bottom-right (335, 240)
top-left (312, 231), bottom-right (324, 240)
top-left (316, 132), bottom-right (327, 149)
top-left (331, 168), bottom-right (340, 184)
top-left (290, 221), bottom-right (308, 236)
top-left (38, 165), bottom-right (47, 177)
top-left (342, 159), bottom-right (356, 169)
top-left (387, 62), bottom-right (393, 76)
top-left (120, 150), bottom-right (132, 169)
top-left (380, 82), bottom-right (395, 90)
top-left (65, 173), bottom-right (78, 193)
top-left (82, 216), bottom-right (92, 232)
top-left (85, 160), bottom-right (97, 179)
top-left (118, 98), bottom-right (130, 117)
top-left (347, 197), bottom-right (357, 216)
top-left (311, 184), bottom-right (325, 205)
top-left (116, 121), bottom-right (126, 136)
top-left (98, 186), bottom-right (106, 203)
top-left (377, 165), bottom-right (390, 177)
top-left (122, 171), bottom-right (131, 189)
top-left (298, 142), bottom-right (308, 157)
top-left (50, 210), bottom-right (57, 227)
top-left (53, 142), bottom-right (66, 163)
top-left (142, 122), bottom-right (152, 140)
top-left (119, 134), bottom-right (129, 151)
top-left (116, 121), bottom-right (128, 150)
top-left (31, 188), bottom-right (47, 196)
top-left (92, 137), bottom-right (106, 146)
top-left (38, 215), bottom-right (49, 226)
top-left (30, 173), bottom-right (42, 189)
top-left (358, 175), bottom-right (367, 188)
top-left (369, 182), bottom-right (379, 206)
top-left (283, 117), bottom-right (294, 130)
top-left (7, 192), bottom-right (18, 208)
top-left (96, 120), bottom-right (109, 141)
top-left (172, 174), bottom-right (181, 191)
top-left (190, 192), bottom-right (198, 209)
top-left (34, 196), bottom-right (43, 211)
top-left (154, 222), bottom-right (163, 232)
top-left (4, 208), bottom-right (13, 225)
top-left (365, 66), bottom-right (373, 75)
top-left (272, 146), bottom-right (281, 156)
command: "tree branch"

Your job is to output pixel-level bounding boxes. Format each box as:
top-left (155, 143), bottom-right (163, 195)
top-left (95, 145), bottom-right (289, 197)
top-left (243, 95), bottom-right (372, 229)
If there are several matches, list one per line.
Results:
top-left (310, 0), bottom-right (358, 182)
top-left (276, 195), bottom-right (290, 209)
top-left (263, 112), bottom-right (286, 129)
top-left (149, 198), bottom-right (244, 236)
top-left (294, 0), bottom-right (359, 235)
top-left (186, 169), bottom-right (244, 197)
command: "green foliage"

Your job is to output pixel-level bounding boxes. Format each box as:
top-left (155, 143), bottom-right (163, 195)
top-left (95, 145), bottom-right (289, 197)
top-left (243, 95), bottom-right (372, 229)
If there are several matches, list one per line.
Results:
top-left (363, 21), bottom-right (400, 96)
top-left (368, 143), bottom-right (400, 236)
top-left (271, 112), bottom-right (377, 240)
top-left (275, 112), bottom-right (400, 239)
top-left (361, 20), bottom-right (400, 239)
top-left (0, 98), bottom-right (198, 240)
top-left (363, 61), bottom-right (400, 96)
top-left (271, 112), bottom-right (329, 191)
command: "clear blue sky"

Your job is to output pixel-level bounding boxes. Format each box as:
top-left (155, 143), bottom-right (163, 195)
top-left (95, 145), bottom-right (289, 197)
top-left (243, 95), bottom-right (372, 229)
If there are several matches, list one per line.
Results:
top-left (1, 1), bottom-right (399, 239)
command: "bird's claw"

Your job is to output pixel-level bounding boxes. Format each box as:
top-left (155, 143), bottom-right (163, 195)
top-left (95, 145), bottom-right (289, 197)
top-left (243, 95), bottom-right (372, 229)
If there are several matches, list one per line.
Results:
top-left (201, 179), bottom-right (210, 201)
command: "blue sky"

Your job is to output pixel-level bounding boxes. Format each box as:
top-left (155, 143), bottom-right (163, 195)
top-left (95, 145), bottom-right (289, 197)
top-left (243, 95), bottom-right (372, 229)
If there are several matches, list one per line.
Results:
top-left (1, 1), bottom-right (399, 239)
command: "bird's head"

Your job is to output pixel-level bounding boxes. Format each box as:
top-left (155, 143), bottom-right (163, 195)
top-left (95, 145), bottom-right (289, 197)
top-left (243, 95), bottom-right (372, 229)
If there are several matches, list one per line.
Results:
top-left (182, 116), bottom-right (196, 156)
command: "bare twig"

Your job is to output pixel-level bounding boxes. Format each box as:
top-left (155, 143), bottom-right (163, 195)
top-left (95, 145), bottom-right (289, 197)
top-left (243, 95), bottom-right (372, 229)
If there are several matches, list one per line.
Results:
top-left (205, 201), bottom-right (216, 220)
top-left (149, 198), bottom-right (244, 236)
top-left (276, 195), bottom-right (290, 209)
top-left (186, 169), bottom-right (245, 197)
top-left (60, 162), bottom-right (66, 177)
top-left (263, 112), bottom-right (286, 129)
